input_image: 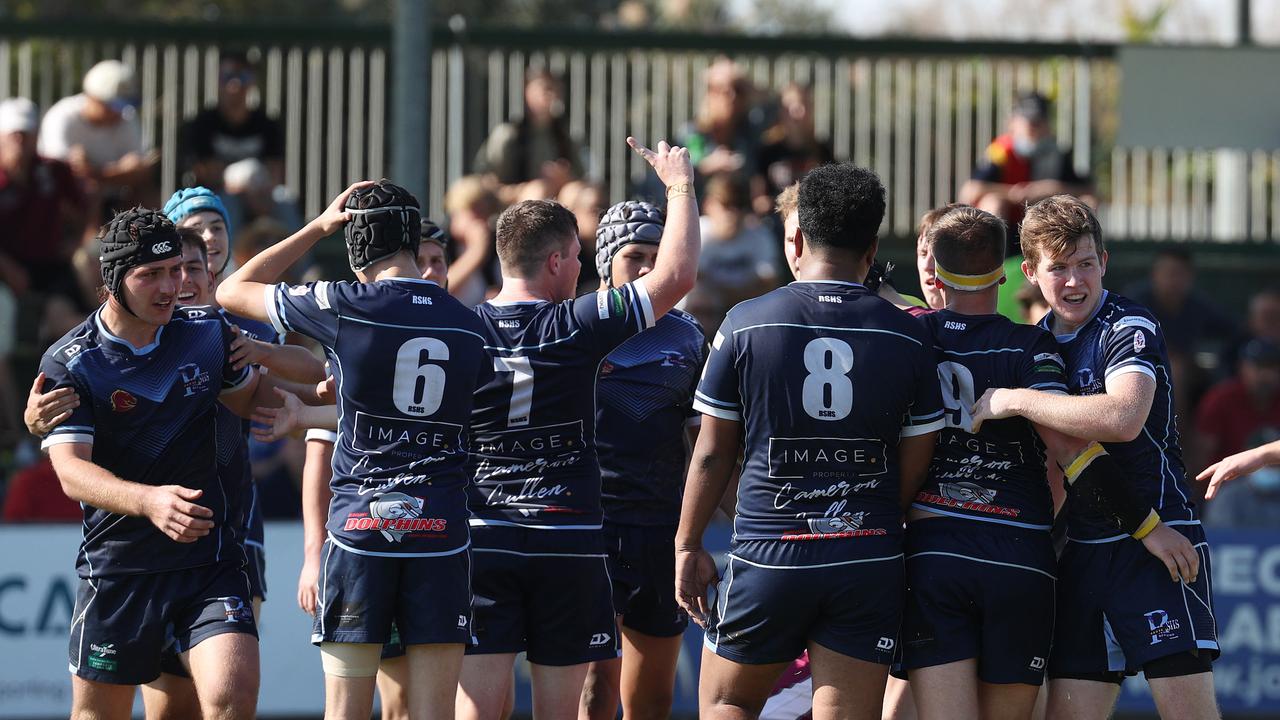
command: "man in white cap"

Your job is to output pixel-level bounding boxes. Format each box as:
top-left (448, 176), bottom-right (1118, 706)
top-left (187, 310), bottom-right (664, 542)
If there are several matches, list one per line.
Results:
top-left (38, 59), bottom-right (156, 195)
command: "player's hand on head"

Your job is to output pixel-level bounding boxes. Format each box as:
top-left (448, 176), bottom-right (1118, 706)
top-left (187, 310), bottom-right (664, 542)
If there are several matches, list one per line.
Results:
top-left (627, 137), bottom-right (694, 188)
top-left (674, 547), bottom-right (719, 628)
top-left (24, 372), bottom-right (80, 437)
top-left (313, 180), bottom-right (377, 235)
top-left (142, 486), bottom-right (215, 543)
top-left (1140, 522), bottom-right (1199, 584)
top-left (251, 386), bottom-right (304, 442)
top-left (1196, 448), bottom-right (1264, 500)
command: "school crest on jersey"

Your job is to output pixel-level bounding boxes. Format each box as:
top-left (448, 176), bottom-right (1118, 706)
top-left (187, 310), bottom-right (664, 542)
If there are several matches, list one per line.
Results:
top-left (110, 389), bottom-right (137, 413)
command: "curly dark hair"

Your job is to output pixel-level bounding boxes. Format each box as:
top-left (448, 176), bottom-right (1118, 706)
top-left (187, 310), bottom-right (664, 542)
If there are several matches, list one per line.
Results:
top-left (796, 163), bottom-right (885, 254)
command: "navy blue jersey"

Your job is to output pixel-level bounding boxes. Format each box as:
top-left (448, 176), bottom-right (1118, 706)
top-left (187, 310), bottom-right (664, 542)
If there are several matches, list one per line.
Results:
top-left (693, 281), bottom-right (945, 564)
top-left (598, 309), bottom-right (704, 526)
top-left (39, 306), bottom-right (253, 579)
top-left (913, 310), bottom-right (1068, 530)
top-left (266, 277), bottom-right (492, 556)
top-left (220, 309), bottom-right (282, 549)
top-left (468, 281), bottom-right (656, 529)
top-left (1039, 291), bottom-right (1196, 540)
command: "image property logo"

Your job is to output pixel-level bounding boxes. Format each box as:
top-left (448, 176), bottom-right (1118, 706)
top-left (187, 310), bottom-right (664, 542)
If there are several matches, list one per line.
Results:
top-left (1144, 609), bottom-right (1183, 645)
top-left (87, 642), bottom-right (118, 672)
top-left (177, 363), bottom-right (210, 397)
top-left (219, 596), bottom-right (253, 624)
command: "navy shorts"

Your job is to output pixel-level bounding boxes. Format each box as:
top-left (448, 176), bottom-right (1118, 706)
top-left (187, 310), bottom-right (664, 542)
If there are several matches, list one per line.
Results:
top-left (606, 523), bottom-right (688, 638)
top-left (244, 543), bottom-right (267, 601)
top-left (1049, 523), bottom-right (1218, 677)
top-left (69, 561), bottom-right (256, 685)
top-left (311, 539), bottom-right (472, 647)
top-left (706, 541), bottom-right (904, 666)
top-left (901, 517), bottom-right (1056, 685)
top-left (468, 525), bottom-right (619, 666)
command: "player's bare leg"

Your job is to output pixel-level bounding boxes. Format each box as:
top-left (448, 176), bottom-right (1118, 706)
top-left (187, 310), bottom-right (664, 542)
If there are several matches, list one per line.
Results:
top-left (70, 676), bottom-right (135, 720)
top-left (1045, 679), bottom-right (1119, 720)
top-left (978, 680), bottom-right (1041, 720)
top-left (909, 660), bottom-right (978, 720)
top-left (808, 641), bottom-right (890, 720)
top-left (1148, 673), bottom-right (1220, 720)
top-left (141, 672), bottom-right (200, 720)
top-left (326, 676), bottom-right (378, 720)
top-left (580, 653), bottom-right (621, 720)
top-left (698, 647), bottom-right (790, 720)
top-left (404, 644), bottom-right (466, 720)
top-left (529, 662), bottom-right (593, 719)
top-left (882, 676), bottom-right (917, 720)
top-left (187, 632), bottom-right (260, 720)
top-left (376, 655), bottom-right (411, 720)
top-left (618, 627), bottom-right (683, 720)
top-left (458, 653), bottom-right (518, 720)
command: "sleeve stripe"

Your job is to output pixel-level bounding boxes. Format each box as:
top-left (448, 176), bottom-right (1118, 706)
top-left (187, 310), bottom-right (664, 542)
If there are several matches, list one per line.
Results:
top-left (221, 367), bottom-right (256, 394)
top-left (49, 425), bottom-right (94, 433)
top-left (263, 284), bottom-right (288, 336)
top-left (315, 281), bottom-right (332, 310)
top-left (692, 399), bottom-right (742, 421)
top-left (909, 409), bottom-right (945, 423)
top-left (305, 429), bottom-right (339, 444)
top-left (1105, 364), bottom-right (1156, 382)
top-left (901, 417), bottom-right (945, 437)
top-left (42, 433), bottom-right (93, 449)
top-left (631, 278), bottom-right (656, 330)
top-left (1031, 382), bottom-right (1070, 391)
top-left (693, 390), bottom-right (739, 410)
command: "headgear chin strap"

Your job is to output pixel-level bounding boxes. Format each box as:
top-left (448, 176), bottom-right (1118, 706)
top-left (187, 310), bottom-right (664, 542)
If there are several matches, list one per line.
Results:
top-left (345, 180), bottom-right (422, 273)
top-left (595, 200), bottom-right (665, 286)
top-left (933, 261), bottom-right (1005, 292)
top-left (98, 207), bottom-right (183, 317)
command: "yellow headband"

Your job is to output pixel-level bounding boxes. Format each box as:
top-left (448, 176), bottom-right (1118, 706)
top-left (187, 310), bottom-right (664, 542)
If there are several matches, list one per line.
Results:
top-left (934, 261), bottom-right (1005, 291)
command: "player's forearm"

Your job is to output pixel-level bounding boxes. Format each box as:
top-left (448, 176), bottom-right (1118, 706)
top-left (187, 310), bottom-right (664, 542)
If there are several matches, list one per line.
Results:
top-left (297, 403), bottom-right (339, 432)
top-left (257, 344), bottom-right (326, 384)
top-left (1005, 388), bottom-right (1143, 443)
top-left (301, 440), bottom-right (335, 556)
top-left (216, 220), bottom-right (328, 318)
top-left (53, 454), bottom-right (149, 517)
top-left (677, 453), bottom-right (734, 551)
top-left (898, 432), bottom-right (938, 509)
top-left (644, 192), bottom-right (700, 317)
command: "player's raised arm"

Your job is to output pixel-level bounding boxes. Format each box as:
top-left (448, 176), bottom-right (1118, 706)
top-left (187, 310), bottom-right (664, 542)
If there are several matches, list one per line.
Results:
top-left (216, 180), bottom-right (372, 321)
top-left (626, 137), bottom-right (700, 318)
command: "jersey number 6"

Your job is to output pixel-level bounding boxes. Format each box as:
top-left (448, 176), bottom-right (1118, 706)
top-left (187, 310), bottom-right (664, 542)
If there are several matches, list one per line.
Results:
top-left (393, 337), bottom-right (449, 416)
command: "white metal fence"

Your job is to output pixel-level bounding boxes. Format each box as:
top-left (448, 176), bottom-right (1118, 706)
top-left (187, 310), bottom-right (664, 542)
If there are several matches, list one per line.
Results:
top-left (0, 21), bottom-right (1271, 242)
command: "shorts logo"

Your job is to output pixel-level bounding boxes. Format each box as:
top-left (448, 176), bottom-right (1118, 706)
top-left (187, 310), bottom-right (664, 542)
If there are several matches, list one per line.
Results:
top-left (177, 363), bottom-right (211, 397)
top-left (218, 596), bottom-right (254, 624)
top-left (110, 389), bottom-right (137, 412)
top-left (1030, 656), bottom-right (1046, 670)
top-left (939, 482), bottom-right (997, 505)
top-left (589, 632), bottom-right (612, 648)
top-left (457, 615), bottom-right (468, 628)
top-left (87, 642), bottom-right (118, 672)
top-left (1144, 609), bottom-right (1182, 645)
top-left (876, 637), bottom-right (895, 651)
top-left (1134, 330), bottom-right (1147, 353)
top-left (151, 241), bottom-right (173, 255)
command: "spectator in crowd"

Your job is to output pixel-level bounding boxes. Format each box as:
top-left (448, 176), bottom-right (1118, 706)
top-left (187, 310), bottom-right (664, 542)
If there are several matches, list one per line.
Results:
top-left (681, 172), bottom-right (779, 336)
top-left (181, 51), bottom-right (285, 189)
top-left (1195, 338), bottom-right (1280, 501)
top-left (680, 58), bottom-right (762, 188)
top-left (0, 97), bottom-right (87, 302)
top-left (1015, 282), bottom-right (1050, 325)
top-left (1246, 287), bottom-right (1280, 345)
top-left (222, 157), bottom-right (302, 233)
top-left (1126, 247), bottom-right (1238, 359)
top-left (558, 179), bottom-right (606, 293)
top-left (959, 91), bottom-right (1094, 228)
top-left (1201, 429), bottom-right (1280, 529)
top-left (442, 175), bottom-right (501, 307)
top-left (755, 83), bottom-right (833, 215)
top-left (38, 60), bottom-right (156, 211)
top-left (2, 454), bottom-right (82, 522)
top-left (474, 69), bottom-right (583, 203)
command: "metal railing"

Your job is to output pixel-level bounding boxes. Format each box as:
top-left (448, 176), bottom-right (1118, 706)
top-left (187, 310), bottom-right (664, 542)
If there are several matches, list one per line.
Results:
top-left (1, 20), bottom-right (1270, 243)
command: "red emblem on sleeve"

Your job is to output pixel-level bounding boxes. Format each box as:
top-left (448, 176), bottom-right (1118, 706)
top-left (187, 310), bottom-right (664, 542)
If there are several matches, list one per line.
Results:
top-left (110, 389), bottom-right (137, 412)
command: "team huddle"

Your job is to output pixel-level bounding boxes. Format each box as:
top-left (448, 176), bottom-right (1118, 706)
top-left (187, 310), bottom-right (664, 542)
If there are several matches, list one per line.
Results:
top-left (24, 135), bottom-right (1219, 720)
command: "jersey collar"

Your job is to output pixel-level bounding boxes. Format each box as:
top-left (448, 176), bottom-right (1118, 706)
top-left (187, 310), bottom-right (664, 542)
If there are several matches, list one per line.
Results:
top-left (788, 280), bottom-right (866, 289)
top-left (94, 308), bottom-right (165, 356)
top-left (1045, 289), bottom-right (1109, 342)
top-left (380, 277), bottom-right (439, 287)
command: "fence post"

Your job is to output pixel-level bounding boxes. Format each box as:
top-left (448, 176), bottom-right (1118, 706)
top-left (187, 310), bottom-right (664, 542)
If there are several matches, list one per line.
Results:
top-left (391, 0), bottom-right (430, 203)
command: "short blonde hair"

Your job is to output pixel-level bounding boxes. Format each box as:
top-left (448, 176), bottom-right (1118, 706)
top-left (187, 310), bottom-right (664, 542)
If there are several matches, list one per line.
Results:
top-left (775, 182), bottom-right (799, 219)
top-left (1019, 195), bottom-right (1103, 267)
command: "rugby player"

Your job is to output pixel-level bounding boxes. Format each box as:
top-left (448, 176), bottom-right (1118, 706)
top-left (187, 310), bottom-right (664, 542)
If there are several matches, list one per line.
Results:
top-left (217, 180), bottom-right (493, 720)
top-left (972, 195), bottom-right (1218, 720)
top-left (37, 208), bottom-right (271, 720)
top-left (677, 163), bottom-right (944, 720)
top-left (903, 206), bottom-right (1194, 720)
top-left (579, 201), bottom-right (705, 720)
top-left (456, 137), bottom-right (699, 720)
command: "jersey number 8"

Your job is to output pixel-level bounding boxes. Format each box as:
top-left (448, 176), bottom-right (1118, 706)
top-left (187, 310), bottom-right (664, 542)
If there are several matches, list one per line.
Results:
top-left (801, 337), bottom-right (854, 421)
